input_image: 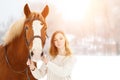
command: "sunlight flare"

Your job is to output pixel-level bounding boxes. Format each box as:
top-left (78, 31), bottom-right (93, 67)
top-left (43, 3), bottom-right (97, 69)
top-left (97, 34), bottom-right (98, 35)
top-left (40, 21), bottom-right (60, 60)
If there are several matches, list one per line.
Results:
top-left (54, 0), bottom-right (91, 21)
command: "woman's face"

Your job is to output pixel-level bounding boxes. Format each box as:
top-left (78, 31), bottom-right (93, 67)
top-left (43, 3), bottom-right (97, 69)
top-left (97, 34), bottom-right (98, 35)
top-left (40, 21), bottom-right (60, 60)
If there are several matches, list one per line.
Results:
top-left (54, 33), bottom-right (65, 49)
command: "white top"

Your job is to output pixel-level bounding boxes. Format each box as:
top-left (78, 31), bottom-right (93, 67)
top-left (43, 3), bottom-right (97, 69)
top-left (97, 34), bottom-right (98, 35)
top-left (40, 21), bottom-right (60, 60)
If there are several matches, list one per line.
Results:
top-left (31, 55), bottom-right (76, 80)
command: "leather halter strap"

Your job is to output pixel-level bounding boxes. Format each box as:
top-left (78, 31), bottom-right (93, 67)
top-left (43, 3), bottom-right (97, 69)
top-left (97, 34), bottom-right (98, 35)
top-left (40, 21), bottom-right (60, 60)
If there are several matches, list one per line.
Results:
top-left (4, 46), bottom-right (30, 80)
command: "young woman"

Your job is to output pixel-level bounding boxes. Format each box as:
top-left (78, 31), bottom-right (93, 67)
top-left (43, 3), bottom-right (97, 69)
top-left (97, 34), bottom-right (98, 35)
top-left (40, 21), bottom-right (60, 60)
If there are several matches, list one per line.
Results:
top-left (27, 30), bottom-right (76, 80)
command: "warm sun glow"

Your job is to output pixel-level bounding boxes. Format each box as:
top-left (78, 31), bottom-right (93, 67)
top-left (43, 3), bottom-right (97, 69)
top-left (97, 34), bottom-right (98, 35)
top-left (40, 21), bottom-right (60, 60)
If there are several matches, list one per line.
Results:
top-left (54, 0), bottom-right (91, 21)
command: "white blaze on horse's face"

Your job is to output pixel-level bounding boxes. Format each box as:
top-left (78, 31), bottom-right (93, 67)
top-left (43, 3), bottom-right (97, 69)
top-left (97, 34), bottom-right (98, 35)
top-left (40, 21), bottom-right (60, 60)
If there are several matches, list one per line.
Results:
top-left (31, 20), bottom-right (43, 61)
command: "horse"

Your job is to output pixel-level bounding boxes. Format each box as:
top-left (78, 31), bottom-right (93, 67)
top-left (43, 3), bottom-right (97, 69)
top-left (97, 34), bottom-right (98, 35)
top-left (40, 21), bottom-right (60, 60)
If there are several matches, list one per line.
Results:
top-left (0, 3), bottom-right (49, 80)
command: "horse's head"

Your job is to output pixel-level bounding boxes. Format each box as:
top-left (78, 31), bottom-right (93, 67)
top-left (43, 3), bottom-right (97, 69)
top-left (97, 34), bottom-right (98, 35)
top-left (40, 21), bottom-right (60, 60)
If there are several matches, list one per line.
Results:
top-left (23, 4), bottom-right (49, 62)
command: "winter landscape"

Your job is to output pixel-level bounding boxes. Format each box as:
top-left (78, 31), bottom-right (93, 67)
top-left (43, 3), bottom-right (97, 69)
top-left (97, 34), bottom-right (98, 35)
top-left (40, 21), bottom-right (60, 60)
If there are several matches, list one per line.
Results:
top-left (0, 0), bottom-right (120, 80)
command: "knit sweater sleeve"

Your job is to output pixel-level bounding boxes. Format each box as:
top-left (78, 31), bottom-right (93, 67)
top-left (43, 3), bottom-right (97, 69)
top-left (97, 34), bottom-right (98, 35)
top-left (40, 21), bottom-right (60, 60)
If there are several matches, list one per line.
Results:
top-left (31, 63), bottom-right (47, 79)
top-left (47, 56), bottom-right (76, 77)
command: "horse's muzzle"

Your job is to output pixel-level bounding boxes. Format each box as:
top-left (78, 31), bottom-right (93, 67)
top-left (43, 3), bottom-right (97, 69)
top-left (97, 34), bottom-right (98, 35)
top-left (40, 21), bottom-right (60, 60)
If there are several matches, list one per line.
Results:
top-left (28, 50), bottom-right (44, 61)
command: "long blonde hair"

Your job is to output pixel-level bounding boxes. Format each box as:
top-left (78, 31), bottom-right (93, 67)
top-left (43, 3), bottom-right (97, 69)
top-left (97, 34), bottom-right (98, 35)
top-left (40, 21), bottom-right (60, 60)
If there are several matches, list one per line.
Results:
top-left (49, 31), bottom-right (72, 58)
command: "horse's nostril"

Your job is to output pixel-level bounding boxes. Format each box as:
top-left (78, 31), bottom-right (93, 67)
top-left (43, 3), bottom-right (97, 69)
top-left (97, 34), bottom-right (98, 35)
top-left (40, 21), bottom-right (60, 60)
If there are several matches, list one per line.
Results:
top-left (41, 52), bottom-right (44, 57)
top-left (31, 51), bottom-right (34, 56)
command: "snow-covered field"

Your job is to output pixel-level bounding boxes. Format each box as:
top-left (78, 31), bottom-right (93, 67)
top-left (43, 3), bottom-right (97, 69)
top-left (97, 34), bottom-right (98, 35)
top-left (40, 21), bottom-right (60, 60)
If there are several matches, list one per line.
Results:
top-left (38, 55), bottom-right (120, 80)
top-left (72, 56), bottom-right (120, 80)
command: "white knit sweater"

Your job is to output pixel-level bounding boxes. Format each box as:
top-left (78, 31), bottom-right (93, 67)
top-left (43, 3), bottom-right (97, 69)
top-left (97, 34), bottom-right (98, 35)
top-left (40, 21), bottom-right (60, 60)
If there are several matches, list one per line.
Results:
top-left (31, 55), bottom-right (76, 80)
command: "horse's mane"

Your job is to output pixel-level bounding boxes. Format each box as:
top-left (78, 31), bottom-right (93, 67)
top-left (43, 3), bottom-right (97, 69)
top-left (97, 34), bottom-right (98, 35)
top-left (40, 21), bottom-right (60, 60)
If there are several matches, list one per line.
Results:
top-left (2, 17), bottom-right (25, 45)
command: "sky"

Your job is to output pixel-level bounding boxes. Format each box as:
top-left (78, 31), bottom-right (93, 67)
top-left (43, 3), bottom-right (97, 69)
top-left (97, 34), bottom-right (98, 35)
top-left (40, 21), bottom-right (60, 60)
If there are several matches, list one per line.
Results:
top-left (0, 0), bottom-right (21, 22)
top-left (0, 0), bottom-right (38, 22)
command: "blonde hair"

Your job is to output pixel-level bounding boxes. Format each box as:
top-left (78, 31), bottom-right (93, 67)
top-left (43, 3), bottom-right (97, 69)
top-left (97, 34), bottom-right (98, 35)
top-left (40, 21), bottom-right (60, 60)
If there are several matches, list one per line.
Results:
top-left (49, 31), bottom-right (72, 58)
top-left (2, 18), bottom-right (25, 45)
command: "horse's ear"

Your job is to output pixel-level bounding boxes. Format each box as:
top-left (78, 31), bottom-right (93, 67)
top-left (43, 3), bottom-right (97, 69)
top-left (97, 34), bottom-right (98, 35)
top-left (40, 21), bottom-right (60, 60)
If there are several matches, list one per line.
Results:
top-left (24, 4), bottom-right (31, 18)
top-left (41, 5), bottom-right (49, 19)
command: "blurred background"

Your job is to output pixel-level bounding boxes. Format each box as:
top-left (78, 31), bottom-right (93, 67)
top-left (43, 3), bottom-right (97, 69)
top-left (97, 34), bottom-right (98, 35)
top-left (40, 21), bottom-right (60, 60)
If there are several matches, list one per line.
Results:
top-left (0, 0), bottom-right (120, 55)
top-left (0, 0), bottom-right (120, 80)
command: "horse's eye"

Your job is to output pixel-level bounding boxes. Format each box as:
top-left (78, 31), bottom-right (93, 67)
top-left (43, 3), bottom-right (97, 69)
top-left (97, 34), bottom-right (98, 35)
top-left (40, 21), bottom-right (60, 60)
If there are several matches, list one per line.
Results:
top-left (25, 26), bottom-right (28, 30)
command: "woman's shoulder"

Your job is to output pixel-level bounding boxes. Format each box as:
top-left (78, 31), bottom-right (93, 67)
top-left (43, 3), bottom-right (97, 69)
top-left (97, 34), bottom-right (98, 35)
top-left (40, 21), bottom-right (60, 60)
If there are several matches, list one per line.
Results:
top-left (69, 54), bottom-right (76, 59)
top-left (66, 54), bottom-right (77, 62)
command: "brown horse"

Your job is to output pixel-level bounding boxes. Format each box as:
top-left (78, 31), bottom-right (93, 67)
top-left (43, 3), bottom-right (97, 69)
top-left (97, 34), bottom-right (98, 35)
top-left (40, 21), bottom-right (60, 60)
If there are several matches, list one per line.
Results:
top-left (0, 3), bottom-right (49, 80)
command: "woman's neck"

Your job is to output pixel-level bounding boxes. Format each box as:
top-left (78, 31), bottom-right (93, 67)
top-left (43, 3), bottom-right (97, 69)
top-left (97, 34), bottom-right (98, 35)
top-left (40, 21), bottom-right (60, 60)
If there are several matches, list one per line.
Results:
top-left (58, 48), bottom-right (66, 56)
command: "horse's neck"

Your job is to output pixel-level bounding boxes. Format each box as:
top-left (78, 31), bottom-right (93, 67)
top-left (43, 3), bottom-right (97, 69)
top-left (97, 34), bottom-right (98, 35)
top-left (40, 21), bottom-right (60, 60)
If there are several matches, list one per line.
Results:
top-left (7, 32), bottom-right (29, 64)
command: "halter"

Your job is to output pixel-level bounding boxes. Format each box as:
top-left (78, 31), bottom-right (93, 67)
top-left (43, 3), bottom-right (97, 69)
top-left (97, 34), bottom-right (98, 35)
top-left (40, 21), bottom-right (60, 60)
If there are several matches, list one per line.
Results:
top-left (24, 27), bottom-right (46, 58)
top-left (26, 35), bottom-right (42, 45)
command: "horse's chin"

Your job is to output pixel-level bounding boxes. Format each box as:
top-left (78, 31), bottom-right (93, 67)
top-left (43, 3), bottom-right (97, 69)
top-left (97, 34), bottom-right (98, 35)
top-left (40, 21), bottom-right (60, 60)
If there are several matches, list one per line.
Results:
top-left (31, 58), bottom-right (39, 62)
top-left (30, 49), bottom-right (42, 62)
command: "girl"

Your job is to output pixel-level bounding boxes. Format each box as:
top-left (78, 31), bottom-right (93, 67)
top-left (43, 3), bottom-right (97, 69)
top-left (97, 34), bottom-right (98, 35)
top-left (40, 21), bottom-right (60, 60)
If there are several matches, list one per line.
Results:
top-left (27, 30), bottom-right (76, 80)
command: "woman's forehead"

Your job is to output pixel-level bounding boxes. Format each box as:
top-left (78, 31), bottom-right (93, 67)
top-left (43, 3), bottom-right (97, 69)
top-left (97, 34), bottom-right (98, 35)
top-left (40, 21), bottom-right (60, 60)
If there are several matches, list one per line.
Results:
top-left (54, 33), bottom-right (64, 38)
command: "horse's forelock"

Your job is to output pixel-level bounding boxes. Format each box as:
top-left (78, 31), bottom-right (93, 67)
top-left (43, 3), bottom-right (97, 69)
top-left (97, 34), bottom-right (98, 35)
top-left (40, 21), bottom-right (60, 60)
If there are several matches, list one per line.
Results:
top-left (2, 17), bottom-right (25, 45)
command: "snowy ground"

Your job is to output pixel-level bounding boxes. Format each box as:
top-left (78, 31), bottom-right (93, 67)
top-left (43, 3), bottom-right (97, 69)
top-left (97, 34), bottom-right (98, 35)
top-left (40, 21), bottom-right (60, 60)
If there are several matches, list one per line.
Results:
top-left (72, 56), bottom-right (120, 80)
top-left (37, 55), bottom-right (120, 80)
